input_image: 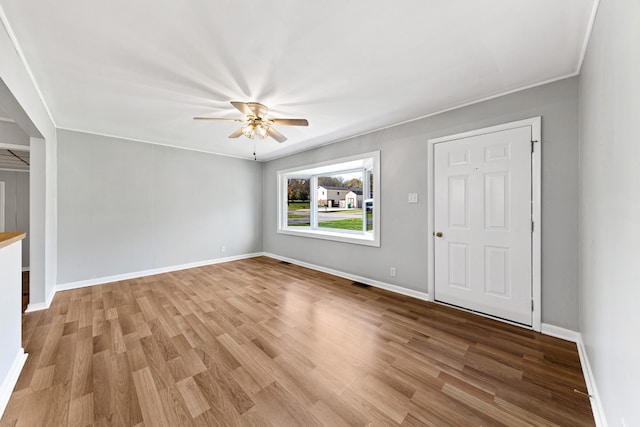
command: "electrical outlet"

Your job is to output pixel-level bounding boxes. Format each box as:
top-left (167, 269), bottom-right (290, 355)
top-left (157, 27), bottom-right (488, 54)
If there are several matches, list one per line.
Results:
top-left (408, 193), bottom-right (419, 204)
top-left (390, 267), bottom-right (397, 277)
top-left (221, 245), bottom-right (226, 253)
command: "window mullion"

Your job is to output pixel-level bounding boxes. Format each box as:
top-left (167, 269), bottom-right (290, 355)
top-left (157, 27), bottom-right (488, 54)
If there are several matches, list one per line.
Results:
top-left (310, 175), bottom-right (318, 229)
top-left (282, 174), bottom-right (290, 229)
top-left (362, 168), bottom-right (367, 233)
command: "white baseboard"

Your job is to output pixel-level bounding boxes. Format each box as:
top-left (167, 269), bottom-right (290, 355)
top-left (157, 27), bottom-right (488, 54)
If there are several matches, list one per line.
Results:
top-left (0, 349), bottom-right (27, 420)
top-left (25, 253), bottom-right (264, 312)
top-left (576, 335), bottom-right (608, 427)
top-left (541, 323), bottom-right (580, 343)
top-left (539, 323), bottom-right (606, 426)
top-left (24, 301), bottom-right (48, 313)
top-left (25, 287), bottom-right (55, 313)
top-left (21, 267), bottom-right (29, 272)
top-left (262, 252), bottom-right (430, 302)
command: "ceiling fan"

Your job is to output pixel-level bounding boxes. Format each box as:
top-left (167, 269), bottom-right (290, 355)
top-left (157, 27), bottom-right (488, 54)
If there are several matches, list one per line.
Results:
top-left (194, 101), bottom-right (309, 143)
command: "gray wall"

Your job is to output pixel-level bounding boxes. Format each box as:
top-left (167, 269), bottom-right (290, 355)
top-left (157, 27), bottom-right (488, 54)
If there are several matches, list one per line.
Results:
top-left (0, 121), bottom-right (30, 146)
top-left (57, 129), bottom-right (263, 284)
top-left (579, 0), bottom-right (640, 425)
top-left (0, 170), bottom-right (29, 267)
top-left (264, 77), bottom-right (580, 330)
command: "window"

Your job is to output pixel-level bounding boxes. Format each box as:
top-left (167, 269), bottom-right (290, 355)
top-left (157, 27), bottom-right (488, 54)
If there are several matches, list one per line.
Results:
top-left (278, 151), bottom-right (380, 246)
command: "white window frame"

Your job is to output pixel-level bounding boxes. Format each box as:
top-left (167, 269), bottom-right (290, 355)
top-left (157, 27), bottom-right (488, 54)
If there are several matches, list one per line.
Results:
top-left (277, 151), bottom-right (380, 247)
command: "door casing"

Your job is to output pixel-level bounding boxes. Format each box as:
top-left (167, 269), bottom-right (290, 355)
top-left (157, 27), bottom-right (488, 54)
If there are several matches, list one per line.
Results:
top-left (427, 117), bottom-right (542, 331)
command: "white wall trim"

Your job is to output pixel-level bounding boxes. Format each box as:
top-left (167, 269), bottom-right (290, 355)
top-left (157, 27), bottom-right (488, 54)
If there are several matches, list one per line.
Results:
top-left (577, 0), bottom-right (601, 74)
top-left (0, 5), bottom-right (56, 127)
top-left (262, 252), bottom-right (430, 303)
top-left (25, 300), bottom-right (48, 313)
top-left (427, 117), bottom-right (542, 331)
top-left (21, 266), bottom-right (29, 272)
top-left (25, 284), bottom-right (55, 312)
top-left (57, 127), bottom-right (252, 162)
top-left (0, 143), bottom-right (30, 152)
top-left (0, 168), bottom-right (29, 173)
top-left (576, 335), bottom-right (608, 427)
top-left (540, 323), bottom-right (580, 343)
top-left (538, 324), bottom-right (606, 427)
top-left (0, 349), bottom-right (27, 419)
top-left (25, 253), bottom-right (264, 312)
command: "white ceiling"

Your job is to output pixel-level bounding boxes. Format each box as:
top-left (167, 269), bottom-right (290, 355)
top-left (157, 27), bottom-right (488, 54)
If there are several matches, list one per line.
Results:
top-left (0, 1), bottom-right (596, 161)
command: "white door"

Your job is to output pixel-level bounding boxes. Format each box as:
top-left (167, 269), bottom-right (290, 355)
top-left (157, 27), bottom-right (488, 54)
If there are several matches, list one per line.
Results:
top-left (434, 125), bottom-right (533, 325)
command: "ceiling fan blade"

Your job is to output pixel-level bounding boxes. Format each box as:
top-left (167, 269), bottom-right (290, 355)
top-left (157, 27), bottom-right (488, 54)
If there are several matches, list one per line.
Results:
top-left (230, 101), bottom-right (253, 117)
top-left (229, 128), bottom-right (243, 138)
top-left (193, 117), bottom-right (244, 122)
top-left (270, 118), bottom-right (309, 126)
top-left (267, 127), bottom-right (287, 143)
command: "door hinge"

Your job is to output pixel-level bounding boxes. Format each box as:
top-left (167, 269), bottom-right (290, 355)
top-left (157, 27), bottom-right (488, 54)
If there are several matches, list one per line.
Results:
top-left (531, 221), bottom-right (534, 232)
top-left (531, 299), bottom-right (534, 311)
top-left (531, 140), bottom-right (538, 153)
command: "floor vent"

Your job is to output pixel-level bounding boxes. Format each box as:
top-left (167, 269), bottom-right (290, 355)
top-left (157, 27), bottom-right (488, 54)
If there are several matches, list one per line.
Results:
top-left (352, 281), bottom-right (371, 289)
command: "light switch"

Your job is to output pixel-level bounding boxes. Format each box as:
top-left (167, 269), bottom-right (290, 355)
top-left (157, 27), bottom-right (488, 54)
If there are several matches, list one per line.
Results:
top-left (408, 193), bottom-right (419, 204)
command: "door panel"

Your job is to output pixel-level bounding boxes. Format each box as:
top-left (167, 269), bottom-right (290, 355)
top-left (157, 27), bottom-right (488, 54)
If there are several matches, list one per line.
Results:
top-left (448, 243), bottom-right (469, 288)
top-left (448, 176), bottom-right (468, 228)
top-left (434, 126), bottom-right (532, 325)
top-left (484, 245), bottom-right (510, 297)
top-left (484, 172), bottom-right (509, 230)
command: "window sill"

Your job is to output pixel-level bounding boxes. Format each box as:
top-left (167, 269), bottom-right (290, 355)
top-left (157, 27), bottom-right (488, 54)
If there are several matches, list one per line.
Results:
top-left (277, 227), bottom-right (380, 247)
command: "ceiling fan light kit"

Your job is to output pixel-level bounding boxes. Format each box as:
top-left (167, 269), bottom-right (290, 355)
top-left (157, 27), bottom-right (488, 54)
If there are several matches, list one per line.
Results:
top-left (194, 101), bottom-right (309, 144)
top-left (241, 120), bottom-right (269, 140)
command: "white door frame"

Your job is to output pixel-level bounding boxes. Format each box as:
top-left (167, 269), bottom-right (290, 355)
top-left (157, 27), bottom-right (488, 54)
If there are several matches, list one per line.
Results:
top-left (427, 117), bottom-right (542, 331)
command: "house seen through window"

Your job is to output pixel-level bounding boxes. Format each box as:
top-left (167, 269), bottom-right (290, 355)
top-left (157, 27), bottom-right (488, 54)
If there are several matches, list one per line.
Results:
top-left (278, 152), bottom-right (379, 246)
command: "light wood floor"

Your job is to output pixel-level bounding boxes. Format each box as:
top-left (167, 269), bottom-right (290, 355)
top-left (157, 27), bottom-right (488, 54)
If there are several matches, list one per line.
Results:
top-left (1, 257), bottom-right (594, 426)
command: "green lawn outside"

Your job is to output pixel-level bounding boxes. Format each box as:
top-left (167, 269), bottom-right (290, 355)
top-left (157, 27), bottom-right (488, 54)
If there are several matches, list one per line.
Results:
top-left (318, 218), bottom-right (363, 230)
top-left (287, 208), bottom-right (372, 231)
top-left (287, 201), bottom-right (310, 210)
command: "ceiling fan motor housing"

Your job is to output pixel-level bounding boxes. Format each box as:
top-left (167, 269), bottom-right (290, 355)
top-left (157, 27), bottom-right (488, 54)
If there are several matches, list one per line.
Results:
top-left (246, 102), bottom-right (268, 118)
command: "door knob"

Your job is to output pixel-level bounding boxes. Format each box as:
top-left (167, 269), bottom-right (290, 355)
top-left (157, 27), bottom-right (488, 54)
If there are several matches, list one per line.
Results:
top-left (435, 231), bottom-right (443, 238)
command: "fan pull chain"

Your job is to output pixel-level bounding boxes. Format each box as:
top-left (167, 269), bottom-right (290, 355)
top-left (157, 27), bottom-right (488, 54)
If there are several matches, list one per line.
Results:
top-left (253, 140), bottom-right (257, 161)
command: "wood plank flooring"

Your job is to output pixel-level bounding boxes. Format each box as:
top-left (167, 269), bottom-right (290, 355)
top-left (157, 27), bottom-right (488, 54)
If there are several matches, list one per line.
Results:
top-left (1, 257), bottom-right (594, 426)
top-left (22, 271), bottom-right (29, 313)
